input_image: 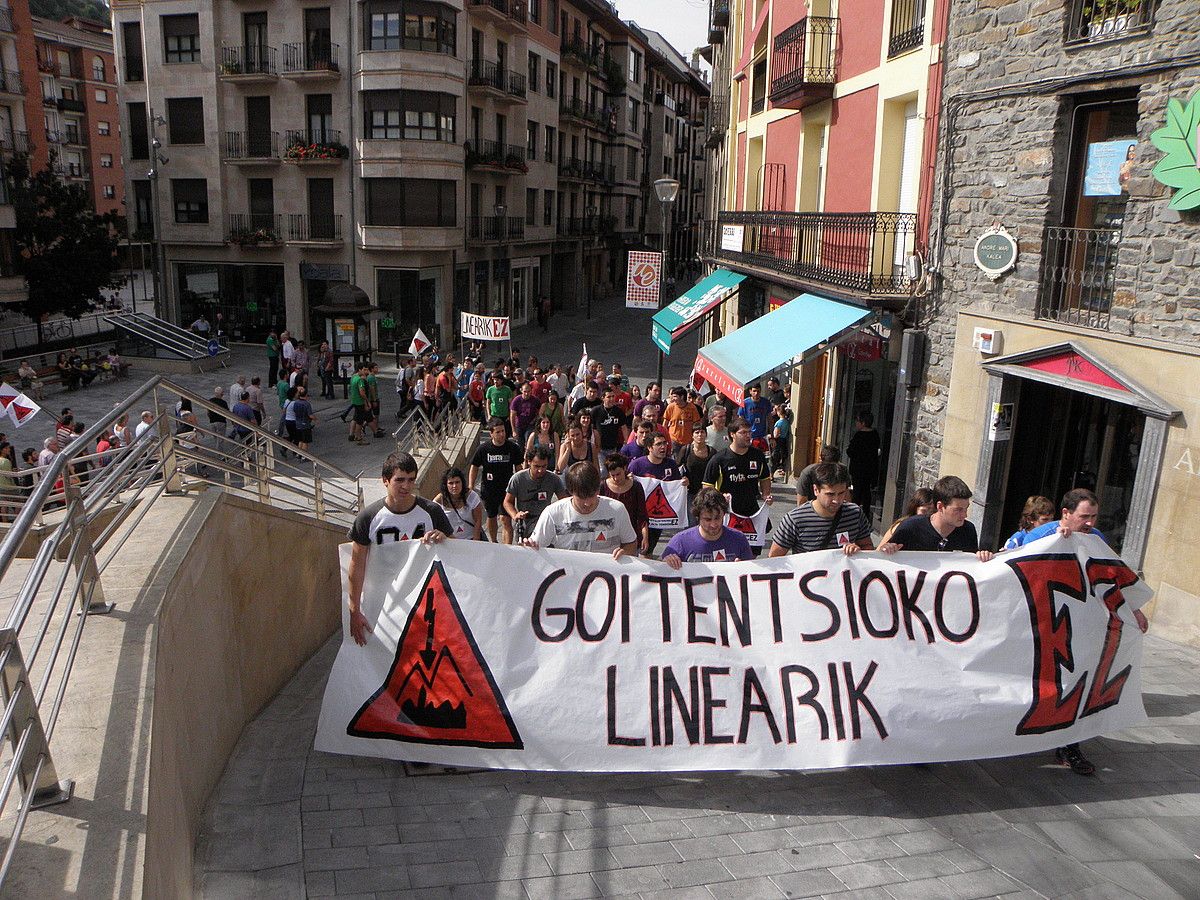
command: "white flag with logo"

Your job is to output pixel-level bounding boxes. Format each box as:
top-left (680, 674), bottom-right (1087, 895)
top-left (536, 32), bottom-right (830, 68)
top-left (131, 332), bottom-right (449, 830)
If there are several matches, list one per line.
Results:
top-left (724, 503), bottom-right (771, 548)
top-left (633, 476), bottom-right (689, 529)
top-left (575, 343), bottom-right (589, 384)
top-left (409, 328), bottom-right (432, 356)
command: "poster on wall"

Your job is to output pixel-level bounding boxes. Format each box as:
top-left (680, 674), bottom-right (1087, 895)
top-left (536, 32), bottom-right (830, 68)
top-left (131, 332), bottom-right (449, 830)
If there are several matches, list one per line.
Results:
top-left (1084, 139), bottom-right (1138, 196)
top-left (989, 402), bottom-right (1014, 442)
top-left (720, 224), bottom-right (745, 253)
top-left (625, 251), bottom-right (662, 310)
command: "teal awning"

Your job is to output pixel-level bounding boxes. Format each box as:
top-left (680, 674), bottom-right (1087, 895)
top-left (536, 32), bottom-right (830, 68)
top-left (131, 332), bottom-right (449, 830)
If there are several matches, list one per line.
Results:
top-left (694, 293), bottom-right (871, 404)
top-left (651, 268), bottom-right (746, 354)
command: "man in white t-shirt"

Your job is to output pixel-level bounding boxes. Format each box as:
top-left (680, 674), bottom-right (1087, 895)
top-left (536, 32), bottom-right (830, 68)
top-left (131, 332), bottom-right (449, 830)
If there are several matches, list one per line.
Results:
top-left (528, 461), bottom-right (638, 559)
top-left (134, 410), bottom-right (155, 440)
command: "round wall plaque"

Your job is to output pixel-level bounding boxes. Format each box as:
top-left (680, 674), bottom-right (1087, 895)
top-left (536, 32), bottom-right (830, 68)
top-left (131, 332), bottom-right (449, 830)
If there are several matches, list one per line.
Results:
top-left (973, 228), bottom-right (1018, 280)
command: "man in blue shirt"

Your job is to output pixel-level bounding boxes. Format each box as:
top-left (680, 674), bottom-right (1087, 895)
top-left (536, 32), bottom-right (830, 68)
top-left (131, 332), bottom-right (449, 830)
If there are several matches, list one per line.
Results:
top-left (738, 384), bottom-right (772, 443)
top-left (1022, 487), bottom-right (1107, 546)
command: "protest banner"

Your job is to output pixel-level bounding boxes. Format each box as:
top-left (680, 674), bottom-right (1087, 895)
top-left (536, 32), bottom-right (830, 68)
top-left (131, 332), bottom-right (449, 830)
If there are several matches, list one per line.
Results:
top-left (460, 312), bottom-right (511, 342)
top-left (626, 251), bottom-right (662, 310)
top-left (316, 534), bottom-right (1150, 772)
top-left (634, 476), bottom-right (688, 529)
top-left (725, 503), bottom-right (771, 548)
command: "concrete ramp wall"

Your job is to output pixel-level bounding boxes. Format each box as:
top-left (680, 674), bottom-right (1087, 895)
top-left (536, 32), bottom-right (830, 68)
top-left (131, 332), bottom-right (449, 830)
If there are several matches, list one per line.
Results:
top-left (146, 494), bottom-right (344, 898)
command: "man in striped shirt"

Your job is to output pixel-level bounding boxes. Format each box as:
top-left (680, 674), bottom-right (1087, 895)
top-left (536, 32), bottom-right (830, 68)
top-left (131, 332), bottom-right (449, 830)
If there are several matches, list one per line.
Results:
top-left (768, 463), bottom-right (873, 557)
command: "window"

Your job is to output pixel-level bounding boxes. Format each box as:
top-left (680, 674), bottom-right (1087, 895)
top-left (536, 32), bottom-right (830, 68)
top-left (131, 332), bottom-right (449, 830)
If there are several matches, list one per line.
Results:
top-left (526, 188), bottom-right (537, 225)
top-left (122, 22), bottom-right (143, 82)
top-left (543, 189), bottom-right (553, 226)
top-left (364, 178), bottom-right (456, 226)
top-left (128, 102), bottom-right (149, 159)
top-left (162, 14), bottom-right (201, 64)
top-left (363, 90), bottom-right (456, 140)
top-left (133, 180), bottom-right (153, 232)
top-left (526, 120), bottom-right (537, 159)
top-left (544, 125), bottom-right (554, 162)
top-left (664, 115), bottom-right (671, 135)
top-left (172, 178), bottom-right (208, 223)
top-left (545, 61), bottom-right (556, 99)
top-left (528, 52), bottom-right (539, 92)
top-left (98, 120), bottom-right (111, 136)
top-left (166, 98), bottom-right (204, 144)
top-left (625, 196), bottom-right (635, 227)
top-left (631, 50), bottom-right (642, 84)
top-left (100, 154), bottom-right (113, 168)
top-left (548, 0), bottom-right (559, 33)
top-left (95, 89), bottom-right (108, 103)
top-left (103, 184), bottom-right (116, 199)
top-left (628, 98), bottom-right (639, 133)
top-left (529, 0), bottom-right (540, 25)
top-left (626, 146), bottom-right (636, 180)
top-left (364, 0), bottom-right (456, 54)
top-left (92, 56), bottom-right (106, 82)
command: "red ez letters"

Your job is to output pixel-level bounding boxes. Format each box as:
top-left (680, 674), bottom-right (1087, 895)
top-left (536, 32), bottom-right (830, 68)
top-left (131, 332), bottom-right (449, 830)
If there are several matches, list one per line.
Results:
top-left (1006, 554), bottom-right (1141, 736)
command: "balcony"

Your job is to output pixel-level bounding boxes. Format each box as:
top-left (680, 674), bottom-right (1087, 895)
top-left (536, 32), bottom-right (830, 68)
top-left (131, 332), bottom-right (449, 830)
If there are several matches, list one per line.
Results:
top-left (0, 70), bottom-right (21, 96)
top-left (0, 7), bottom-right (15, 33)
top-left (714, 210), bottom-right (918, 296)
top-left (282, 41), bottom-right (341, 78)
top-left (44, 129), bottom-right (62, 145)
top-left (467, 59), bottom-right (527, 101)
top-left (219, 46), bottom-right (278, 82)
top-left (57, 97), bottom-right (85, 113)
top-left (654, 91), bottom-right (677, 113)
top-left (1065, 0), bottom-right (1154, 46)
top-left (556, 215), bottom-right (606, 238)
top-left (63, 126), bottom-right (82, 145)
top-left (711, 0), bottom-right (729, 28)
top-left (465, 139), bottom-right (528, 173)
top-left (0, 131), bottom-right (30, 156)
top-left (287, 213), bottom-right (343, 245)
top-left (124, 57), bottom-right (144, 82)
top-left (55, 160), bottom-right (89, 179)
top-left (284, 130), bottom-right (348, 163)
top-left (888, 0), bottom-right (925, 57)
top-left (467, 215), bottom-right (525, 242)
top-left (468, 0), bottom-right (527, 31)
top-left (226, 214), bottom-right (283, 248)
top-left (221, 131), bottom-right (280, 165)
top-left (583, 160), bottom-right (615, 185)
top-left (558, 157), bottom-right (584, 180)
top-left (559, 96), bottom-right (603, 127)
top-left (561, 36), bottom-right (602, 71)
top-left (1038, 225), bottom-right (1121, 331)
top-left (770, 17), bottom-right (838, 110)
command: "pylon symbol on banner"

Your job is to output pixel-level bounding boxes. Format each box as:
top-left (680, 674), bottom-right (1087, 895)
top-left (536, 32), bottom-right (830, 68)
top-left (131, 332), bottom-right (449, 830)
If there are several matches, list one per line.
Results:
top-left (346, 562), bottom-right (523, 749)
top-left (644, 484), bottom-right (677, 519)
top-left (727, 513), bottom-right (755, 536)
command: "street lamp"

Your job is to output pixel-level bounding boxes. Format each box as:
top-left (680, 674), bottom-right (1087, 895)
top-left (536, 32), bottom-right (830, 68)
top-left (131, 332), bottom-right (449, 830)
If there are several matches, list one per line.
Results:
top-left (653, 176), bottom-right (680, 389)
top-left (147, 115), bottom-right (170, 321)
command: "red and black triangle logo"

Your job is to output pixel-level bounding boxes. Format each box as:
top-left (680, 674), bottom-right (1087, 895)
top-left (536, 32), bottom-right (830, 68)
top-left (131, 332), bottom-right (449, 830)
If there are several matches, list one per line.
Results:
top-left (644, 484), bottom-right (677, 519)
top-left (727, 513), bottom-right (756, 536)
top-left (346, 561), bottom-right (523, 749)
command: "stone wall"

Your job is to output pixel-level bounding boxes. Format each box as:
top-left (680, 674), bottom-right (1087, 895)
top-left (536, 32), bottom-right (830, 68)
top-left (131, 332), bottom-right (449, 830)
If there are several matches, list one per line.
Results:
top-left (911, 0), bottom-right (1200, 486)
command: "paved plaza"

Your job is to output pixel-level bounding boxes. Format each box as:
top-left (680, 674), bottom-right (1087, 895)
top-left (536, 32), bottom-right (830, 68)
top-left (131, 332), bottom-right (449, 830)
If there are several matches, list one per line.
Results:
top-left (195, 633), bottom-right (1200, 899)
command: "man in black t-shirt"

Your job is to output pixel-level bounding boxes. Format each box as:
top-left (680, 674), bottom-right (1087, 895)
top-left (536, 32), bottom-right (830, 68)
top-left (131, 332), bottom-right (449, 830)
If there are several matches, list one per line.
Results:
top-left (570, 383), bottom-right (601, 419)
top-left (592, 387), bottom-right (631, 453)
top-left (346, 451), bottom-right (450, 646)
top-left (882, 475), bottom-right (993, 562)
top-left (702, 417), bottom-right (773, 555)
top-left (469, 418), bottom-right (524, 544)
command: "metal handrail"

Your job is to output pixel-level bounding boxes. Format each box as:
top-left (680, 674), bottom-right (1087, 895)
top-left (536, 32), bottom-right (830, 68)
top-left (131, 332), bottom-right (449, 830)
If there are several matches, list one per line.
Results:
top-left (0, 376), bottom-right (364, 889)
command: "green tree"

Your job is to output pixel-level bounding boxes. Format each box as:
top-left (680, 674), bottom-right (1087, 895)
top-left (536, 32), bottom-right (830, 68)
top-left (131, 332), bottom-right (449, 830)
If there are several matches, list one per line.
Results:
top-left (30, 0), bottom-right (110, 23)
top-left (6, 154), bottom-right (122, 335)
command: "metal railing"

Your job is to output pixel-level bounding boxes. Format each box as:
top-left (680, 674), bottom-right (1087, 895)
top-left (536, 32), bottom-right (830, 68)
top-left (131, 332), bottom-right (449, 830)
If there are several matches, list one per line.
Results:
top-left (0, 131), bottom-right (30, 156)
top-left (0, 70), bottom-right (22, 95)
top-left (287, 213), bottom-right (343, 242)
top-left (394, 397), bottom-right (474, 457)
top-left (888, 0), bottom-right (925, 57)
top-left (282, 40), bottom-right (340, 73)
top-left (220, 45), bottom-right (278, 77)
top-left (468, 59), bottom-right (527, 98)
top-left (771, 17), bottom-right (838, 102)
top-left (226, 213), bottom-right (283, 246)
top-left (1038, 225), bottom-right (1121, 330)
top-left (0, 310), bottom-right (119, 355)
top-left (221, 130), bottom-right (280, 161)
top-left (465, 139), bottom-right (527, 170)
top-left (468, 0), bottom-right (528, 26)
top-left (1065, 0), bottom-right (1154, 45)
top-left (0, 7), bottom-right (15, 33)
top-left (714, 210), bottom-right (919, 295)
top-left (559, 96), bottom-right (602, 125)
top-left (0, 377), bottom-right (363, 890)
top-left (467, 215), bottom-right (525, 241)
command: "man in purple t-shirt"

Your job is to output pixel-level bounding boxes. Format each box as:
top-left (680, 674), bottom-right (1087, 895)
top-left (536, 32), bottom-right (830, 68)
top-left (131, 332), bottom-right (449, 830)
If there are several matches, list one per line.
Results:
top-left (509, 382), bottom-right (541, 446)
top-left (628, 433), bottom-right (684, 482)
top-left (662, 488), bottom-right (753, 567)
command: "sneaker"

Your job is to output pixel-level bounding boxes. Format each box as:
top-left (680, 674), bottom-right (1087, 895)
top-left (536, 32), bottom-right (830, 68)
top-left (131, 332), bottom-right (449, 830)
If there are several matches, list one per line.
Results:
top-left (348, 434), bottom-right (356, 442)
top-left (1055, 744), bottom-right (1096, 776)
top-left (374, 429), bottom-right (386, 438)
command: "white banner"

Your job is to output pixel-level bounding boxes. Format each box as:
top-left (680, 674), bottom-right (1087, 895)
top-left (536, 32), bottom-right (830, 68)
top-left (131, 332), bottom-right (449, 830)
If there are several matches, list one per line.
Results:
top-left (634, 475), bottom-right (688, 529)
top-left (725, 503), bottom-right (771, 547)
top-left (315, 534), bottom-right (1150, 772)
top-left (459, 312), bottom-right (511, 342)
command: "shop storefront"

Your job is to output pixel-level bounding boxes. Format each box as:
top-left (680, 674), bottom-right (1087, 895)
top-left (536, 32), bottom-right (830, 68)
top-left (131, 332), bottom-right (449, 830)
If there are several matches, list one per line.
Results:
top-left (176, 262), bottom-right (285, 343)
top-left (375, 267), bottom-right (440, 353)
top-left (940, 312), bottom-right (1195, 630)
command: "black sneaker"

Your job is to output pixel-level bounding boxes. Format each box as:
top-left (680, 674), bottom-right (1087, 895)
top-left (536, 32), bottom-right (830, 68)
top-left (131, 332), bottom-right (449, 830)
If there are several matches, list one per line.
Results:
top-left (1055, 744), bottom-right (1096, 776)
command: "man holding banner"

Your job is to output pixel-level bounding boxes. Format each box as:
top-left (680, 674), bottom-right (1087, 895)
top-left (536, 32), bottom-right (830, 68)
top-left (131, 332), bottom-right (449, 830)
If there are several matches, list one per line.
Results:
top-left (528, 461), bottom-right (638, 558)
top-left (703, 417), bottom-right (773, 554)
top-left (629, 433), bottom-right (686, 555)
top-left (768, 463), bottom-right (873, 557)
top-left (661, 488), bottom-right (752, 567)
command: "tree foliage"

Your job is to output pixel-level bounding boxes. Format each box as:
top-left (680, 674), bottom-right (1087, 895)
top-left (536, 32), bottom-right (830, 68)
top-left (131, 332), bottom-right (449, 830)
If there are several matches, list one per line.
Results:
top-left (30, 0), bottom-right (110, 23)
top-left (6, 154), bottom-right (123, 323)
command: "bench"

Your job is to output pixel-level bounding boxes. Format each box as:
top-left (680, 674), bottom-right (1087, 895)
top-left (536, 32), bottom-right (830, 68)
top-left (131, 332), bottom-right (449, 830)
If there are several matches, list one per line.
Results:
top-left (0, 355), bottom-right (130, 396)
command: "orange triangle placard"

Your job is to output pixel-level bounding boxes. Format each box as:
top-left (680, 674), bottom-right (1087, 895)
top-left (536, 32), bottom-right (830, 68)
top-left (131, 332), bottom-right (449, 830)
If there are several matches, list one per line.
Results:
top-left (347, 561), bottom-right (523, 749)
top-left (644, 484), bottom-right (677, 519)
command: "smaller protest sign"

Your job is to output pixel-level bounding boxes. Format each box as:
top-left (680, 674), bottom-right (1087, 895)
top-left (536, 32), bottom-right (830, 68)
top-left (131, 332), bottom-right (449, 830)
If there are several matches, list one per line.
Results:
top-left (634, 476), bottom-right (688, 529)
top-left (460, 312), bottom-right (511, 342)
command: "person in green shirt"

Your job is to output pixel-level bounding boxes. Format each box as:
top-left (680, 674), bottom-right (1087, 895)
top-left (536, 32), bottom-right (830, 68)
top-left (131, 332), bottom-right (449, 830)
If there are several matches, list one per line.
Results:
top-left (484, 372), bottom-right (515, 437)
top-left (266, 330), bottom-right (281, 387)
top-left (348, 362), bottom-right (371, 444)
top-left (276, 373), bottom-right (289, 409)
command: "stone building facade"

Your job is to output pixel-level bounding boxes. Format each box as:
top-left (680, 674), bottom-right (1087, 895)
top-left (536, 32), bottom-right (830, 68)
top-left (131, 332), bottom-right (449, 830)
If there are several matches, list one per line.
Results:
top-left (915, 0), bottom-right (1200, 641)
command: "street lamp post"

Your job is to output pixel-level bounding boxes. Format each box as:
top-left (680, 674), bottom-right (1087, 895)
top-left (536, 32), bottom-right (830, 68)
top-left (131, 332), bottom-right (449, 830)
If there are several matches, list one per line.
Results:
top-left (146, 111), bottom-right (170, 321)
top-left (585, 204), bottom-right (598, 319)
top-left (653, 177), bottom-right (680, 390)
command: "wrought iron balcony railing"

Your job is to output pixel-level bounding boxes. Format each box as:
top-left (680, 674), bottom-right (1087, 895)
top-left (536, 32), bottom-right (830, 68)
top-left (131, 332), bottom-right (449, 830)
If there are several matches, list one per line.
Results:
top-left (465, 139), bottom-right (527, 171)
top-left (1065, 0), bottom-right (1154, 45)
top-left (282, 41), bottom-right (340, 73)
top-left (0, 131), bottom-right (30, 156)
top-left (467, 215), bottom-right (525, 241)
top-left (888, 0), bottom-right (925, 57)
top-left (220, 45), bottom-right (278, 77)
top-left (226, 213), bottom-right (282, 246)
top-left (770, 17), bottom-right (838, 109)
top-left (284, 129), bottom-right (348, 160)
top-left (1038, 225), bottom-right (1121, 331)
top-left (221, 130), bottom-right (280, 160)
top-left (713, 210), bottom-right (919, 295)
top-left (0, 70), bottom-right (23, 95)
top-left (0, 6), bottom-right (15, 33)
top-left (468, 59), bottom-right (527, 98)
top-left (287, 213), bottom-right (343, 242)
top-left (468, 0), bottom-right (528, 27)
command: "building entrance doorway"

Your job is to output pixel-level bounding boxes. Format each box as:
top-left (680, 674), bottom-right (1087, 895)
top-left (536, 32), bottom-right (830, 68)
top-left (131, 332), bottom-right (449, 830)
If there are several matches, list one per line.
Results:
top-left (1001, 378), bottom-right (1144, 553)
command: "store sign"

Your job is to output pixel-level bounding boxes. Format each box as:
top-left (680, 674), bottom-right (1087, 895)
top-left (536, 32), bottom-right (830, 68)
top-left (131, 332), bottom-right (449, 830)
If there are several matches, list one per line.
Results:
top-left (1021, 351), bottom-right (1130, 394)
top-left (973, 228), bottom-right (1018, 280)
top-left (720, 224), bottom-right (745, 253)
top-left (301, 263), bottom-right (349, 281)
top-left (1150, 93), bottom-right (1200, 211)
top-left (245, 301), bottom-right (258, 313)
top-left (625, 251), bottom-right (661, 310)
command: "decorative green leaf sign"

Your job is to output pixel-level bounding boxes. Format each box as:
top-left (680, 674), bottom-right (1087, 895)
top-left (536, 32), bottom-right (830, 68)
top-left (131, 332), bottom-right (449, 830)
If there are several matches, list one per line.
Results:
top-left (1151, 94), bottom-right (1200, 211)
top-left (381, 317), bottom-right (395, 329)
top-left (246, 301), bottom-right (258, 312)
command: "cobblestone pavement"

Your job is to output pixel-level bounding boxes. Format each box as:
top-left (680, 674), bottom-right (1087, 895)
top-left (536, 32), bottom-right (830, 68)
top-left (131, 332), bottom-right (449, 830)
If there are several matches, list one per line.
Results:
top-left (195, 633), bottom-right (1200, 900)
